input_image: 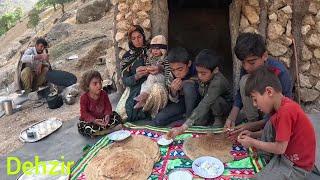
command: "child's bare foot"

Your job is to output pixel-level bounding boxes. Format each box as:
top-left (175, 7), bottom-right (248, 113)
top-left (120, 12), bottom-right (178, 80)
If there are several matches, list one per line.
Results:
top-left (134, 100), bottom-right (146, 109)
top-left (134, 93), bottom-right (149, 109)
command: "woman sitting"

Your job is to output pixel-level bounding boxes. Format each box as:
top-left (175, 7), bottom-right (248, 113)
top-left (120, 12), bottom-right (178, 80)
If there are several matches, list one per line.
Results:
top-left (78, 70), bottom-right (122, 137)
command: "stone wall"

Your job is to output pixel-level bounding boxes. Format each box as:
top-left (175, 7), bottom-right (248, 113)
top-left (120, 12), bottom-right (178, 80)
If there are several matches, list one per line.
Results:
top-left (107, 0), bottom-right (320, 111)
top-left (299, 0), bottom-right (320, 104)
top-left (266, 0), bottom-right (293, 68)
top-left (114, 0), bottom-right (153, 59)
top-left (239, 0), bottom-right (260, 33)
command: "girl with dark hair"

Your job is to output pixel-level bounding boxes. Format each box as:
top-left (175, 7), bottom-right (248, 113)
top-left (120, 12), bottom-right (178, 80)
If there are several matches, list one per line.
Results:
top-left (78, 70), bottom-right (122, 137)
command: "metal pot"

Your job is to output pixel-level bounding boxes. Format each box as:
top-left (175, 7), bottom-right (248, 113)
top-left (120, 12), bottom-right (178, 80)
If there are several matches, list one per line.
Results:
top-left (37, 86), bottom-right (51, 99)
top-left (46, 91), bottom-right (63, 109)
top-left (3, 100), bottom-right (13, 115)
top-left (64, 94), bottom-right (76, 105)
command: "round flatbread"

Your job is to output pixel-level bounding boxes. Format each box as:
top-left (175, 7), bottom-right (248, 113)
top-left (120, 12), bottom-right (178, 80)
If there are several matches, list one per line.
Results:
top-left (84, 135), bottom-right (160, 180)
top-left (183, 134), bottom-right (234, 162)
top-left (85, 147), bottom-right (154, 180)
top-left (107, 135), bottom-right (160, 162)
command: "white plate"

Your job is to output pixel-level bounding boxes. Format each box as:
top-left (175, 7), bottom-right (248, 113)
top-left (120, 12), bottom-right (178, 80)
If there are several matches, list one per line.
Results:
top-left (192, 156), bottom-right (224, 178)
top-left (168, 170), bottom-right (193, 180)
top-left (157, 135), bottom-right (173, 146)
top-left (107, 130), bottom-right (131, 141)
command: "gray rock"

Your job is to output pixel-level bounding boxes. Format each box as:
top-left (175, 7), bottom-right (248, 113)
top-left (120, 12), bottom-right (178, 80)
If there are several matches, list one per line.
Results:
top-left (309, 2), bottom-right (319, 15)
top-left (314, 48), bottom-right (320, 59)
top-left (306, 34), bottom-right (320, 47)
top-left (303, 15), bottom-right (316, 26)
top-left (310, 63), bottom-right (320, 77)
top-left (299, 74), bottom-right (312, 88)
top-left (281, 5), bottom-right (292, 14)
top-left (267, 22), bottom-right (285, 40)
top-left (300, 61), bottom-right (311, 72)
top-left (242, 5), bottom-right (259, 25)
top-left (46, 23), bottom-right (73, 43)
top-left (302, 45), bottom-right (313, 61)
top-left (57, 12), bottom-right (73, 23)
top-left (315, 81), bottom-right (320, 91)
top-left (18, 35), bottom-right (31, 45)
top-left (76, 0), bottom-right (110, 24)
top-left (301, 25), bottom-right (311, 35)
top-left (267, 41), bottom-right (288, 56)
top-left (300, 88), bottom-right (320, 102)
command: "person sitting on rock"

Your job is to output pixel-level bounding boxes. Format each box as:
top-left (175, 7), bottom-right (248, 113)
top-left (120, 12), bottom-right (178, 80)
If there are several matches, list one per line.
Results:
top-left (18, 38), bottom-right (50, 93)
top-left (78, 70), bottom-right (122, 137)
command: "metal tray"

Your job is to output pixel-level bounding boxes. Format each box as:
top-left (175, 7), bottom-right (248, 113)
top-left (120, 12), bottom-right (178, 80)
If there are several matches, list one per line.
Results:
top-left (19, 118), bottom-right (63, 143)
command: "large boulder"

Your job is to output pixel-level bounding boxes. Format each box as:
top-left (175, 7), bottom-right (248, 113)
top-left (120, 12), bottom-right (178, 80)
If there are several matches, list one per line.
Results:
top-left (46, 23), bottom-right (73, 43)
top-left (76, 0), bottom-right (110, 24)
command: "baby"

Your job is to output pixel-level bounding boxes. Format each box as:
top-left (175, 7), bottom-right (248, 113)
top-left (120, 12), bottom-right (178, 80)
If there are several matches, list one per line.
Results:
top-left (134, 35), bottom-right (168, 109)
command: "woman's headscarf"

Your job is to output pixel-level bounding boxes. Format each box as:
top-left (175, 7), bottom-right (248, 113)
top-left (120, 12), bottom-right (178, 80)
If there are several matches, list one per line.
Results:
top-left (121, 25), bottom-right (148, 76)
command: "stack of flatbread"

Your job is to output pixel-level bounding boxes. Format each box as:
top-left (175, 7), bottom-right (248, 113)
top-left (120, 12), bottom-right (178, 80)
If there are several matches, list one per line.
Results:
top-left (183, 134), bottom-right (234, 163)
top-left (84, 135), bottom-right (160, 180)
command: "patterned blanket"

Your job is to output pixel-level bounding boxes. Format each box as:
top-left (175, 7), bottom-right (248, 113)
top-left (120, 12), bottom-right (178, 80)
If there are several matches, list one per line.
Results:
top-left (70, 123), bottom-right (266, 180)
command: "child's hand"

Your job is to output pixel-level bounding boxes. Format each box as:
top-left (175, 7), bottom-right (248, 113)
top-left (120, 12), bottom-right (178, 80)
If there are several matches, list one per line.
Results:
top-left (224, 119), bottom-right (235, 130)
top-left (148, 66), bottom-right (160, 75)
top-left (170, 78), bottom-right (182, 93)
top-left (103, 115), bottom-right (110, 125)
top-left (229, 123), bottom-right (250, 136)
top-left (237, 134), bottom-right (254, 148)
top-left (166, 126), bottom-right (186, 139)
top-left (94, 119), bottom-right (107, 127)
top-left (239, 130), bottom-right (252, 137)
top-left (136, 66), bottom-right (147, 72)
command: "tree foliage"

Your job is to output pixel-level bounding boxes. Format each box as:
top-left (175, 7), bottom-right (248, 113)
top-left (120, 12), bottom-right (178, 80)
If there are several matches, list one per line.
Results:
top-left (27, 9), bottom-right (40, 31)
top-left (35, 0), bottom-right (73, 14)
top-left (0, 7), bottom-right (24, 36)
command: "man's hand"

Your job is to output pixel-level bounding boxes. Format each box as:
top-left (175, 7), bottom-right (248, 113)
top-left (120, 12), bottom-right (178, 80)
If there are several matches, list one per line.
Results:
top-left (237, 134), bottom-right (254, 148)
top-left (42, 53), bottom-right (49, 61)
top-left (35, 64), bottom-right (42, 75)
top-left (224, 119), bottom-right (235, 138)
top-left (170, 78), bottom-right (182, 94)
top-left (34, 54), bottom-right (49, 61)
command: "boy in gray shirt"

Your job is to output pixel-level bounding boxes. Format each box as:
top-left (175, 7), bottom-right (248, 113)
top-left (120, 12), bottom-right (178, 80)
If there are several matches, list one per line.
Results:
top-left (167, 49), bottom-right (233, 138)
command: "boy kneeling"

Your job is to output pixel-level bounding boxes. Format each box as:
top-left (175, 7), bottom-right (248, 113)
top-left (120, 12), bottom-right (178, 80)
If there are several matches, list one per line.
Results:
top-left (167, 49), bottom-right (233, 138)
top-left (238, 66), bottom-right (316, 179)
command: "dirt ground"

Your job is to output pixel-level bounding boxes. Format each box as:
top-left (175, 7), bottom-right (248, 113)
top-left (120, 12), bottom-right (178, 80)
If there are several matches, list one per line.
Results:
top-left (0, 98), bottom-right (80, 156)
top-left (0, 0), bottom-right (115, 156)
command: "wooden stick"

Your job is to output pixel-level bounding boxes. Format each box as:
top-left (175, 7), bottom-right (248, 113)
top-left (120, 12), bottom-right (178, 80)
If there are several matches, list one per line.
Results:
top-left (291, 37), bottom-right (301, 104)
